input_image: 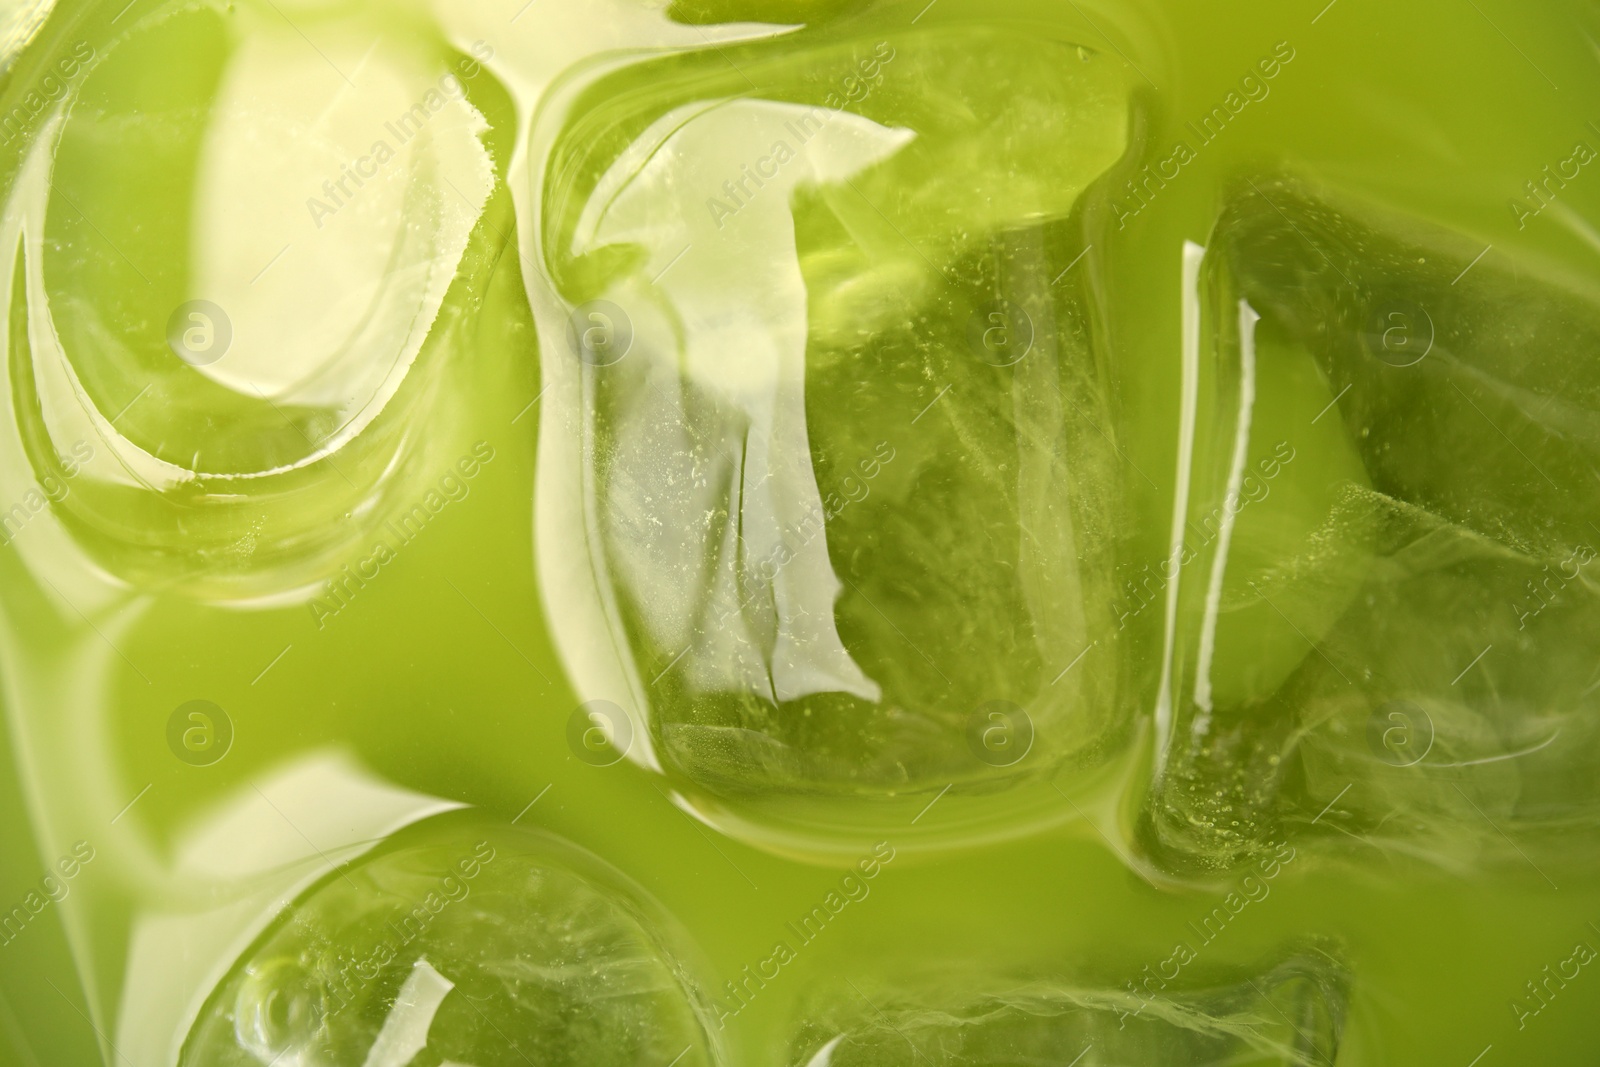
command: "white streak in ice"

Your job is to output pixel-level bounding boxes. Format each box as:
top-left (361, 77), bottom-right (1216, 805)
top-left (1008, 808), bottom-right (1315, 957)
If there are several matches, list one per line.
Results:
top-left (1192, 300), bottom-right (1260, 724)
top-left (803, 1035), bottom-right (846, 1067)
top-left (1154, 241), bottom-right (1206, 775)
top-left (360, 958), bottom-right (454, 1067)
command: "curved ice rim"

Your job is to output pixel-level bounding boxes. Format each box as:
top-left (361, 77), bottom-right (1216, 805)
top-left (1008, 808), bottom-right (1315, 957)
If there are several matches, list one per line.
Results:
top-left (6, 35), bottom-right (491, 492)
top-left (514, 16), bottom-right (804, 777)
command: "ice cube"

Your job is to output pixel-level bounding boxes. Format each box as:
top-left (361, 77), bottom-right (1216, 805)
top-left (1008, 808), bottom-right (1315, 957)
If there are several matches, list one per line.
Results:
top-left (533, 26), bottom-right (1136, 816)
top-left (0, 4), bottom-right (500, 601)
top-left (180, 821), bottom-right (721, 1067)
top-left (786, 951), bottom-right (1349, 1066)
top-left (1144, 175), bottom-right (1600, 876)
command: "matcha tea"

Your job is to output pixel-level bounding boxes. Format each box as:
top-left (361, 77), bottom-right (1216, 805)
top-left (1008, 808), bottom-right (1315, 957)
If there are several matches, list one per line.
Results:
top-left (0, 0), bottom-right (1597, 1064)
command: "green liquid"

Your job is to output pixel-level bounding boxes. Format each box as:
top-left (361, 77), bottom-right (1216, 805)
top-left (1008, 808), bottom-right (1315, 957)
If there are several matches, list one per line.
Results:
top-left (0, 0), bottom-right (1598, 1064)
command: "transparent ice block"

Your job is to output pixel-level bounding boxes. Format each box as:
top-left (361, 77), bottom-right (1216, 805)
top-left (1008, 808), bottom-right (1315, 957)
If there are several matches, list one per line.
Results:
top-left (531, 23), bottom-right (1148, 852)
top-left (1145, 175), bottom-right (1600, 878)
top-left (180, 817), bottom-right (722, 1067)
